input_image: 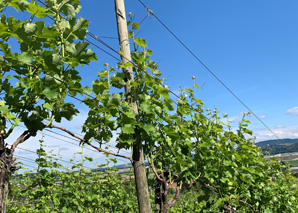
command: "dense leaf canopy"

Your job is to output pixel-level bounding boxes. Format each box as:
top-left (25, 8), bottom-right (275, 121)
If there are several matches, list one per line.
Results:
top-left (1, 1), bottom-right (298, 212)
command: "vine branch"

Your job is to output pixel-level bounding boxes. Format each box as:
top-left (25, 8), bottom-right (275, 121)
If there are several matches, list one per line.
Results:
top-left (11, 130), bottom-right (35, 154)
top-left (9, 201), bottom-right (33, 208)
top-left (239, 199), bottom-right (256, 213)
top-left (47, 124), bottom-right (131, 160)
top-left (163, 183), bottom-right (181, 212)
top-left (198, 179), bottom-right (256, 212)
top-left (147, 155), bottom-right (164, 182)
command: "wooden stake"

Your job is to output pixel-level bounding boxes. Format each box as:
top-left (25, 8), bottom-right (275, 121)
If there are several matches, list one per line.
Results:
top-left (114, 0), bottom-right (151, 212)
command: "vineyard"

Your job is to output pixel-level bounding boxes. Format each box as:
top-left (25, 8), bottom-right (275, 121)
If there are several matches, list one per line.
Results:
top-left (7, 141), bottom-right (218, 212)
top-left (1, 0), bottom-right (298, 212)
top-left (8, 140), bottom-right (298, 212)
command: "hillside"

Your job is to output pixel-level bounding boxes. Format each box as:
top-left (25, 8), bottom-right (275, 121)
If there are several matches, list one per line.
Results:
top-left (256, 138), bottom-right (298, 148)
top-left (256, 138), bottom-right (298, 154)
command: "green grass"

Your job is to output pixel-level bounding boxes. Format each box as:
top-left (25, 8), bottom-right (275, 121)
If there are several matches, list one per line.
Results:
top-left (287, 160), bottom-right (298, 167)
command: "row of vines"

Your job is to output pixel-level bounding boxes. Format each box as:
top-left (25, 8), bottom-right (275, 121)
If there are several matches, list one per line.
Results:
top-left (8, 141), bottom-right (205, 212)
top-left (8, 139), bottom-right (298, 212)
top-left (1, 0), bottom-right (298, 212)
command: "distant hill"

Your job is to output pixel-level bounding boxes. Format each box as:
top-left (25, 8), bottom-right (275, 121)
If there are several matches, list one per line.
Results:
top-left (256, 138), bottom-right (298, 154)
top-left (256, 138), bottom-right (298, 148)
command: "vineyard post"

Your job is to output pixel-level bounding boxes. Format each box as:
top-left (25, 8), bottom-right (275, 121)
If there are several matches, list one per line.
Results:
top-left (114, 0), bottom-right (151, 212)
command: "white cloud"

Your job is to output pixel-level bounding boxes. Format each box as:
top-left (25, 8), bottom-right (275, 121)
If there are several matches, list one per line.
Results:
top-left (254, 125), bottom-right (298, 142)
top-left (59, 147), bottom-right (70, 151)
top-left (287, 107), bottom-right (298, 116)
top-left (5, 109), bottom-right (132, 172)
top-left (228, 112), bottom-right (252, 123)
top-left (56, 110), bottom-right (89, 131)
top-left (259, 115), bottom-right (266, 119)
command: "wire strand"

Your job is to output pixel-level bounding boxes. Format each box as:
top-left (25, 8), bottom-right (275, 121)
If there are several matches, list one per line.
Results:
top-left (15, 146), bottom-right (94, 170)
top-left (17, 125), bottom-right (130, 164)
top-left (2, 0), bottom-right (283, 148)
top-left (30, 1), bottom-right (182, 106)
top-left (136, 0), bottom-right (283, 144)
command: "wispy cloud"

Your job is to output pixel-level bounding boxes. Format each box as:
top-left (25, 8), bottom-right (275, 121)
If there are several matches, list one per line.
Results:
top-left (59, 147), bottom-right (70, 151)
top-left (287, 107), bottom-right (298, 116)
top-left (235, 86), bottom-right (258, 95)
top-left (259, 115), bottom-right (266, 119)
top-left (228, 112), bottom-right (252, 123)
top-left (254, 125), bottom-right (298, 142)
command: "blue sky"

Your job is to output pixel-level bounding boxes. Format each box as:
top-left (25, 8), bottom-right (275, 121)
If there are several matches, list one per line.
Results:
top-left (3, 0), bottom-right (298, 169)
top-left (77, 0), bottom-right (298, 141)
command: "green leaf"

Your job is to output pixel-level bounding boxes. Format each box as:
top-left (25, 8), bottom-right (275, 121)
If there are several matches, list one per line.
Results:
top-left (24, 23), bottom-right (37, 34)
top-left (110, 73), bottom-right (126, 89)
top-left (40, 27), bottom-right (59, 39)
top-left (58, 0), bottom-right (81, 17)
top-left (84, 156), bottom-right (93, 162)
top-left (43, 103), bottom-right (53, 110)
top-left (7, 17), bottom-right (23, 34)
top-left (122, 124), bottom-right (134, 134)
top-left (132, 22), bottom-right (140, 29)
top-left (140, 102), bottom-right (153, 114)
top-left (42, 88), bottom-right (58, 99)
top-left (123, 111), bottom-right (135, 120)
top-left (0, 105), bottom-right (9, 114)
top-left (0, 23), bottom-right (8, 36)
top-left (17, 52), bottom-right (32, 65)
top-left (142, 124), bottom-right (155, 134)
top-left (8, 0), bottom-right (29, 12)
top-left (71, 17), bottom-right (89, 40)
top-left (112, 93), bottom-right (121, 105)
top-left (27, 2), bottom-right (50, 18)
top-left (98, 70), bottom-right (108, 78)
top-left (82, 86), bottom-right (92, 95)
top-left (134, 38), bottom-right (147, 47)
top-left (157, 86), bottom-right (169, 99)
top-left (65, 42), bottom-right (96, 67)
top-left (6, 112), bottom-right (16, 119)
top-left (146, 49), bottom-right (153, 56)
top-left (118, 62), bottom-right (132, 68)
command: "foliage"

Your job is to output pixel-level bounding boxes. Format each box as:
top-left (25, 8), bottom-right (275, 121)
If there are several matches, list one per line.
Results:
top-left (82, 17), bottom-right (298, 211)
top-left (261, 142), bottom-right (298, 155)
top-left (8, 141), bottom-right (138, 212)
top-left (0, 0), bottom-right (96, 135)
top-left (256, 138), bottom-right (298, 148)
top-left (287, 160), bottom-right (298, 167)
top-left (9, 140), bottom-right (298, 212)
top-left (2, 1), bottom-right (298, 212)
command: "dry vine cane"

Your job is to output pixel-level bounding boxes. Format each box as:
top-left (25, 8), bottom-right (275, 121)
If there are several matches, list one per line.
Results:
top-left (148, 156), bottom-right (185, 213)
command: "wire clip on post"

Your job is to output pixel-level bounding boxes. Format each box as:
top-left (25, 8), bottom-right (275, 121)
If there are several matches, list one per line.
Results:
top-left (145, 6), bottom-right (153, 15)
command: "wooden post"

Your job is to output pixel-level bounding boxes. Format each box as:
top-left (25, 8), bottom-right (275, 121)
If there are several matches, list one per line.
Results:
top-left (114, 0), bottom-right (151, 212)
